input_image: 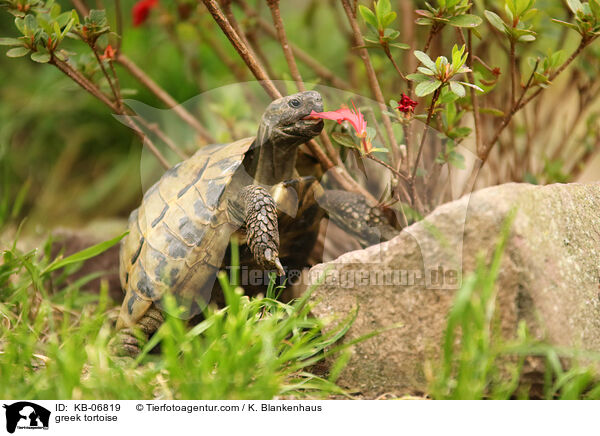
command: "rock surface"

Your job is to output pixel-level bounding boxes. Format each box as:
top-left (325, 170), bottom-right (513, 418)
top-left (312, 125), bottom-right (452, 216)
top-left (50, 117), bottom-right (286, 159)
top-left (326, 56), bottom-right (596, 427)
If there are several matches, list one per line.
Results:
top-left (308, 182), bottom-right (600, 397)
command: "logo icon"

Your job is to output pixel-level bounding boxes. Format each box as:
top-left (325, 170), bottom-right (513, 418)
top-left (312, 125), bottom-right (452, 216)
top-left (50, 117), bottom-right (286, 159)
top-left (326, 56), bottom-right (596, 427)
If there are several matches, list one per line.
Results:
top-left (2, 402), bottom-right (50, 434)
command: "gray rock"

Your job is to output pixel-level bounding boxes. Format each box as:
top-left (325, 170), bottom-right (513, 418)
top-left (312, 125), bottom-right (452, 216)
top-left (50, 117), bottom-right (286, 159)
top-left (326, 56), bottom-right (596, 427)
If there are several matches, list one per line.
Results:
top-left (308, 182), bottom-right (600, 397)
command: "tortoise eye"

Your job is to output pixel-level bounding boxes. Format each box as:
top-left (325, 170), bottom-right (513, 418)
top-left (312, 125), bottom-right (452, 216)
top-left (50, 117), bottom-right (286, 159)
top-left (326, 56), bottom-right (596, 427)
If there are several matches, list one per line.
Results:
top-left (289, 98), bottom-right (301, 108)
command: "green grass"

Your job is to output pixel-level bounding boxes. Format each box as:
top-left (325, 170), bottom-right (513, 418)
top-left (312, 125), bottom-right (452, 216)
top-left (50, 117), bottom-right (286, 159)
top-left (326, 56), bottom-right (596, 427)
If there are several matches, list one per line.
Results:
top-left (4, 213), bottom-right (600, 400)
top-left (0, 236), bottom-right (354, 399)
top-left (427, 211), bottom-right (600, 399)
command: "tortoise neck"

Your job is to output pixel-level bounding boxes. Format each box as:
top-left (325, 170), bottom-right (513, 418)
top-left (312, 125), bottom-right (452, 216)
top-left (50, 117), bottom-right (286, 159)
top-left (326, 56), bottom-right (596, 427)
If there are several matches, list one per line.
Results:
top-left (246, 138), bottom-right (298, 186)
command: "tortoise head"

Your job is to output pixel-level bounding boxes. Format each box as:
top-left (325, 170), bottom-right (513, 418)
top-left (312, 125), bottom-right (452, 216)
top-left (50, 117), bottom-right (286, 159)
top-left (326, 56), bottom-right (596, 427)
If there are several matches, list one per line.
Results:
top-left (255, 91), bottom-right (324, 150)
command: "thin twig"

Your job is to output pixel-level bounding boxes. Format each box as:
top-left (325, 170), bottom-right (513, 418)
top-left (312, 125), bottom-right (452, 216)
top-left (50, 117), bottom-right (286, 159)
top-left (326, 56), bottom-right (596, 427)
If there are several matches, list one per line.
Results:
top-left (89, 41), bottom-right (122, 111)
top-left (201, 0), bottom-right (281, 99)
top-left (115, 0), bottom-right (123, 52)
top-left (201, 0), bottom-right (376, 204)
top-left (411, 88), bottom-right (440, 180)
top-left (382, 44), bottom-right (407, 82)
top-left (480, 38), bottom-right (594, 165)
top-left (50, 56), bottom-right (171, 168)
top-left (341, 0), bottom-right (400, 167)
top-left (457, 27), bottom-right (482, 156)
top-left (116, 53), bottom-right (215, 143)
top-left (267, 0), bottom-right (304, 87)
top-left (239, 0), bottom-right (351, 89)
top-left (366, 154), bottom-right (409, 182)
top-left (50, 56), bottom-right (118, 112)
top-left (509, 39), bottom-right (516, 107)
top-left (265, 0), bottom-right (339, 164)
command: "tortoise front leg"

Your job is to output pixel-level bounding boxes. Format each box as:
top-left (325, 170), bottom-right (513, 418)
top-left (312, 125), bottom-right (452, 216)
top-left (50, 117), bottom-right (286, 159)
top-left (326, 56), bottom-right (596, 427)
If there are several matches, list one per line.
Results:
top-left (237, 185), bottom-right (285, 276)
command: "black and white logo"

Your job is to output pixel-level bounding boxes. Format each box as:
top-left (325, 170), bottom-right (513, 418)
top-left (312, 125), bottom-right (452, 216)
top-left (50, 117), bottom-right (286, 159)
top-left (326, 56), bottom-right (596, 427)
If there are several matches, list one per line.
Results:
top-left (2, 402), bottom-right (50, 434)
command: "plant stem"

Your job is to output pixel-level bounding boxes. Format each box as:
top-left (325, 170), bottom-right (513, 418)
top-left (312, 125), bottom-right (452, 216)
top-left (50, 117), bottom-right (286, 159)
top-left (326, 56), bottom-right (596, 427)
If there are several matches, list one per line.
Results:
top-left (411, 88), bottom-right (440, 180)
top-left (237, 0), bottom-right (351, 89)
top-left (201, 0), bottom-right (375, 203)
top-left (457, 27), bottom-right (482, 156)
top-left (382, 43), bottom-right (407, 82)
top-left (201, 0), bottom-right (281, 99)
top-left (509, 39), bottom-right (516, 107)
top-left (340, 0), bottom-right (400, 167)
top-left (50, 56), bottom-right (171, 169)
top-left (116, 53), bottom-right (215, 143)
top-left (266, 0), bottom-right (339, 164)
top-left (50, 56), bottom-right (118, 113)
top-left (267, 0), bottom-right (304, 88)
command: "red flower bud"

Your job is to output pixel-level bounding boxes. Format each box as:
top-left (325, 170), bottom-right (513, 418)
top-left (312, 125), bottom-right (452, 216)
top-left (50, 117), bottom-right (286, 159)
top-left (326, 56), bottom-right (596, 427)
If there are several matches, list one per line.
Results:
top-left (396, 93), bottom-right (418, 114)
top-left (100, 44), bottom-right (116, 61)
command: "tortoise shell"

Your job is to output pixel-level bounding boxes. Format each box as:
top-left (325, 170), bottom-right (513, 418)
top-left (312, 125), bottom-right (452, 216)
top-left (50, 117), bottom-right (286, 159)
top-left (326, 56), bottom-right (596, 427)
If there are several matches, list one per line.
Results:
top-left (117, 137), bottom-right (254, 328)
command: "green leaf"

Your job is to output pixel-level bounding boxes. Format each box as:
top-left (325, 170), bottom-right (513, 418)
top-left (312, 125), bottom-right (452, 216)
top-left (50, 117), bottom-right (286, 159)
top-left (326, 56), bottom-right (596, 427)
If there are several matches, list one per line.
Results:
top-left (88, 9), bottom-right (107, 26)
top-left (533, 71), bottom-right (550, 84)
top-left (31, 52), bottom-right (51, 63)
top-left (551, 18), bottom-right (580, 31)
top-left (418, 66), bottom-right (435, 75)
top-left (414, 50), bottom-right (436, 70)
top-left (449, 81), bottom-right (466, 97)
top-left (6, 46), bottom-right (30, 57)
top-left (389, 42), bottom-right (410, 49)
top-left (376, 0), bottom-right (392, 21)
top-left (590, 0), bottom-right (600, 19)
top-left (447, 14), bottom-right (483, 27)
top-left (369, 147), bottom-right (389, 153)
top-left (43, 231), bottom-right (128, 274)
top-left (459, 81), bottom-right (484, 92)
top-left (518, 34), bottom-right (536, 42)
top-left (440, 90), bottom-right (460, 103)
top-left (62, 18), bottom-right (75, 38)
top-left (0, 37), bottom-right (21, 46)
top-left (383, 28), bottom-right (400, 40)
top-left (448, 150), bottom-right (466, 169)
top-left (480, 107), bottom-right (505, 116)
top-left (567, 0), bottom-right (583, 14)
top-left (453, 126), bottom-right (472, 137)
top-left (381, 11), bottom-right (397, 27)
top-left (416, 17), bottom-right (434, 25)
top-left (406, 73), bottom-right (433, 82)
top-left (331, 132), bottom-right (358, 149)
top-left (521, 8), bottom-right (538, 21)
top-left (366, 126), bottom-right (377, 141)
top-left (415, 80), bottom-right (442, 96)
top-left (14, 17), bottom-right (25, 34)
top-left (484, 10), bottom-right (505, 32)
top-left (71, 9), bottom-right (80, 25)
top-left (415, 9), bottom-right (434, 17)
top-left (359, 5), bottom-right (379, 28)
top-left (56, 11), bottom-right (73, 27)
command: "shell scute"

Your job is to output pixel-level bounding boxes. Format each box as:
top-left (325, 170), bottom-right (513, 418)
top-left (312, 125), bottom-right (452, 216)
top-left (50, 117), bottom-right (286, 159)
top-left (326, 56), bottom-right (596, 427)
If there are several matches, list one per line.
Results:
top-left (119, 137), bottom-right (254, 325)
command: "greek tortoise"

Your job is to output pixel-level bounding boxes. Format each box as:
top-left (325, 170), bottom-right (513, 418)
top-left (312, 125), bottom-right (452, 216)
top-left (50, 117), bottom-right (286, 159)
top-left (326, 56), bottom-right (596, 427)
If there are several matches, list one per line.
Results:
top-left (115, 91), bottom-right (396, 356)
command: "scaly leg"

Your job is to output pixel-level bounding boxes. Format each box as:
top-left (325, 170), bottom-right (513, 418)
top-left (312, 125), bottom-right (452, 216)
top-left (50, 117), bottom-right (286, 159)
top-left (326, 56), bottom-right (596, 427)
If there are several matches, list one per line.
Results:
top-left (234, 185), bottom-right (285, 275)
top-left (112, 305), bottom-right (164, 357)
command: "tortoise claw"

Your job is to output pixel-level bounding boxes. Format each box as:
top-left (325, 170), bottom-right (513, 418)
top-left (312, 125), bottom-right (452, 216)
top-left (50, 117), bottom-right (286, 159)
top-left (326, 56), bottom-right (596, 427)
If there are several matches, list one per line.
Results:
top-left (274, 258), bottom-right (285, 276)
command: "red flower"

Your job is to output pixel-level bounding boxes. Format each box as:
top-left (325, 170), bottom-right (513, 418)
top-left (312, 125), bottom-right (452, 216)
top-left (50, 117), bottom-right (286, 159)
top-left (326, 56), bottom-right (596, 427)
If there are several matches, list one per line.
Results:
top-left (396, 93), bottom-right (418, 114)
top-left (309, 101), bottom-right (372, 153)
top-left (132, 0), bottom-right (158, 27)
top-left (100, 44), bottom-right (116, 61)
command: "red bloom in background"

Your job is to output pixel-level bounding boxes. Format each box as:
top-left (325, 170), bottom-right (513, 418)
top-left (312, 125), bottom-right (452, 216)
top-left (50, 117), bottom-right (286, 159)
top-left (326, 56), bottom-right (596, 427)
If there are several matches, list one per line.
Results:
top-left (309, 101), bottom-right (372, 153)
top-left (132, 0), bottom-right (158, 27)
top-left (396, 93), bottom-right (418, 114)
